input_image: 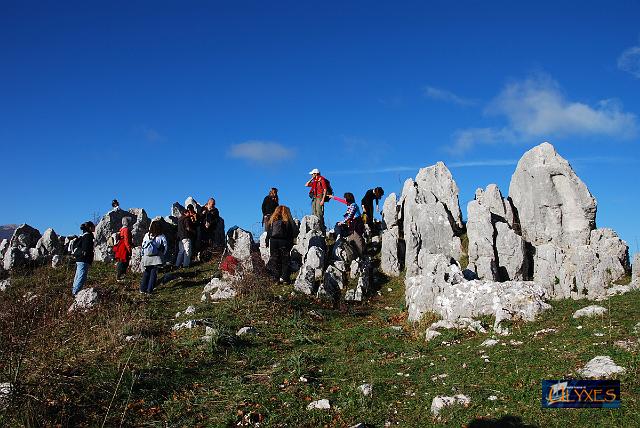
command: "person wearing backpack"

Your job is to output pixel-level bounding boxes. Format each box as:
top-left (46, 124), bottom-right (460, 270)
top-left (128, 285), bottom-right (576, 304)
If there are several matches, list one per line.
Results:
top-left (140, 220), bottom-right (168, 294)
top-left (113, 217), bottom-right (133, 282)
top-left (266, 205), bottom-right (296, 283)
top-left (176, 204), bottom-right (197, 268)
top-left (305, 168), bottom-right (331, 231)
top-left (261, 188), bottom-right (279, 231)
top-left (329, 192), bottom-right (365, 257)
top-left (71, 221), bottom-right (95, 296)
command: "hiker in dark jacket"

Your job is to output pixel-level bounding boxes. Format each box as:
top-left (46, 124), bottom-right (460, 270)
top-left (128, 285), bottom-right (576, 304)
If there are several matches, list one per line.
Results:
top-left (72, 221), bottom-right (95, 296)
top-left (361, 187), bottom-right (384, 228)
top-left (199, 198), bottom-right (220, 249)
top-left (176, 204), bottom-right (197, 268)
top-left (266, 205), bottom-right (296, 283)
top-left (140, 220), bottom-right (168, 294)
top-left (261, 188), bottom-right (279, 231)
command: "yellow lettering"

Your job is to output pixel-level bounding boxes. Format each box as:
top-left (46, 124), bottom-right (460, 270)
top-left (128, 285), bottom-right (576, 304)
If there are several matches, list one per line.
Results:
top-left (605, 389), bottom-right (618, 402)
top-left (592, 389), bottom-right (604, 403)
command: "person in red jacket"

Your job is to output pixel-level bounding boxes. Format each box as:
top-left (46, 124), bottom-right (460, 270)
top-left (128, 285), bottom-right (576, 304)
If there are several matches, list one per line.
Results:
top-left (114, 217), bottom-right (133, 282)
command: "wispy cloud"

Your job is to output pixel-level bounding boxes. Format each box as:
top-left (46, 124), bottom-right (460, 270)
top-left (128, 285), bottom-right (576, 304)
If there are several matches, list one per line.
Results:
top-left (327, 156), bottom-right (634, 175)
top-left (618, 44), bottom-right (640, 78)
top-left (227, 140), bottom-right (294, 164)
top-left (423, 86), bottom-right (477, 106)
top-left (450, 73), bottom-right (638, 153)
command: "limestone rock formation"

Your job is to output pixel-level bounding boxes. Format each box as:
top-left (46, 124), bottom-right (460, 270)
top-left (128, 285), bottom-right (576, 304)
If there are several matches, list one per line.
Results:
top-left (201, 278), bottom-right (236, 301)
top-left (380, 193), bottom-right (401, 276)
top-left (400, 162), bottom-right (464, 276)
top-left (94, 208), bottom-right (150, 262)
top-left (226, 227), bottom-right (254, 270)
top-left (292, 215), bottom-right (323, 261)
top-left (577, 356), bottom-right (625, 378)
top-left (510, 142), bottom-right (596, 247)
top-left (35, 228), bottom-right (61, 258)
top-left (9, 224), bottom-right (41, 251)
top-left (68, 288), bottom-right (98, 312)
top-left (405, 254), bottom-right (550, 331)
top-left (259, 232), bottom-right (270, 264)
top-left (633, 253), bottom-right (640, 286)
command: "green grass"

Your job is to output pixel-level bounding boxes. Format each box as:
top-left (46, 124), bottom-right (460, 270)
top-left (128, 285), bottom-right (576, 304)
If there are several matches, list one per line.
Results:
top-left (0, 259), bottom-right (638, 427)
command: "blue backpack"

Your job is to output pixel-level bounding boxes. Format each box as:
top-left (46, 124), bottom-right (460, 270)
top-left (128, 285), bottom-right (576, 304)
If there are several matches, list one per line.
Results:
top-left (143, 235), bottom-right (163, 256)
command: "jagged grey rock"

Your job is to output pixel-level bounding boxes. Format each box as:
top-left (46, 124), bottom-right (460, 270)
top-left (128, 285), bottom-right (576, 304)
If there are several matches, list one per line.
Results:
top-left (430, 394), bottom-right (470, 416)
top-left (573, 305), bottom-right (608, 319)
top-left (405, 255), bottom-right (550, 329)
top-left (9, 224), bottom-right (41, 251)
top-left (495, 222), bottom-right (528, 281)
top-left (259, 232), bottom-right (270, 264)
top-left (129, 247), bottom-right (143, 273)
top-left (577, 356), bottom-right (625, 378)
top-left (307, 399), bottom-right (331, 410)
top-left (201, 278), bottom-right (236, 301)
top-left (481, 338), bottom-right (499, 347)
top-left (509, 142), bottom-right (596, 247)
top-left (171, 202), bottom-right (185, 218)
top-left (401, 163), bottom-right (464, 276)
top-left (292, 215), bottom-right (324, 261)
top-left (226, 227), bottom-right (254, 270)
top-left (184, 196), bottom-right (201, 212)
top-left (381, 193), bottom-right (401, 276)
top-left (319, 265), bottom-right (343, 300)
top-left (0, 239), bottom-right (8, 260)
top-left (466, 196), bottom-right (497, 280)
top-left (331, 237), bottom-right (355, 265)
top-left (68, 288), bottom-right (98, 312)
top-left (0, 279), bottom-right (9, 292)
top-left (0, 382), bottom-right (11, 410)
top-left (3, 247), bottom-right (25, 271)
top-left (294, 264), bottom-right (317, 295)
top-left (94, 208), bottom-right (150, 262)
top-left (632, 253), bottom-right (640, 285)
top-left (35, 228), bottom-right (62, 258)
top-left (51, 255), bottom-right (61, 268)
top-left (305, 246), bottom-right (325, 280)
top-left (236, 326), bottom-right (257, 336)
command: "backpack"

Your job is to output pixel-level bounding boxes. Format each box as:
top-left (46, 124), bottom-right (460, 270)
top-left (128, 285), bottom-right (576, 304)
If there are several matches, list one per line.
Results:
top-left (107, 232), bottom-right (120, 247)
top-left (309, 176), bottom-right (333, 202)
top-left (142, 235), bottom-right (163, 257)
top-left (270, 220), bottom-right (289, 239)
top-left (69, 236), bottom-right (84, 258)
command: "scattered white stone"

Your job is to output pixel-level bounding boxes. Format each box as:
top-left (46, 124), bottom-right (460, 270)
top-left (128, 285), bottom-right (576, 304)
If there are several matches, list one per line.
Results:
top-left (576, 325), bottom-right (583, 330)
top-left (594, 332), bottom-right (605, 337)
top-left (390, 326), bottom-right (403, 331)
top-left (430, 394), bottom-right (471, 416)
top-left (509, 340), bottom-right (523, 346)
top-left (0, 279), bottom-right (9, 292)
top-left (481, 339), bottom-right (499, 347)
top-left (0, 382), bottom-right (11, 409)
top-left (573, 305), bottom-right (608, 319)
top-left (425, 330), bottom-right (442, 341)
top-left (634, 322), bottom-right (640, 335)
top-left (578, 356), bottom-right (626, 378)
top-left (125, 334), bottom-right (142, 342)
top-left (359, 383), bottom-right (372, 397)
top-left (236, 326), bottom-right (257, 336)
top-left (201, 277), bottom-right (236, 301)
top-left (307, 399), bottom-right (331, 410)
top-left (299, 376), bottom-right (308, 383)
top-left (171, 319), bottom-right (203, 331)
top-left (51, 255), bottom-right (62, 268)
top-left (431, 374), bottom-right (448, 382)
top-left (614, 340), bottom-right (637, 351)
top-left (68, 288), bottom-right (98, 312)
top-left (488, 395), bottom-right (498, 401)
top-left (184, 305), bottom-right (196, 315)
top-left (533, 328), bottom-right (557, 338)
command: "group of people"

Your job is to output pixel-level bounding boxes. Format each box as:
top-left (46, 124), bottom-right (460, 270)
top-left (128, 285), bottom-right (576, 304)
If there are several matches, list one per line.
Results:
top-left (70, 173), bottom-right (383, 296)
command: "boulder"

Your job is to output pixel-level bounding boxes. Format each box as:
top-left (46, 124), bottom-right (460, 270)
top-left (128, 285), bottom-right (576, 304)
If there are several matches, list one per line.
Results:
top-left (0, 239), bottom-right (8, 260)
top-left (236, 326), bottom-right (257, 336)
top-left (35, 228), bottom-right (62, 258)
top-left (51, 255), bottom-right (61, 268)
top-left (68, 288), bottom-right (98, 312)
top-left (318, 265), bottom-right (342, 300)
top-left (94, 208), bottom-right (150, 262)
top-left (380, 193), bottom-right (401, 276)
top-left (8, 224), bottom-right (41, 251)
top-left (0, 279), bottom-right (9, 292)
top-left (130, 247), bottom-right (143, 273)
top-left (184, 196), bottom-right (201, 212)
top-left (573, 305), bottom-right (608, 319)
top-left (294, 264), bottom-right (317, 295)
top-left (226, 227), bottom-right (254, 270)
top-left (171, 202), bottom-right (185, 217)
top-left (331, 237), bottom-right (356, 265)
top-left (405, 255), bottom-right (551, 330)
top-left (292, 215), bottom-right (323, 261)
top-left (3, 247), bottom-right (25, 271)
top-left (509, 142), bottom-right (597, 247)
top-left (201, 278), bottom-right (236, 301)
top-left (307, 399), bottom-right (331, 410)
top-left (577, 356), bottom-right (625, 378)
top-left (430, 394), bottom-right (470, 416)
top-left (259, 232), bottom-right (270, 264)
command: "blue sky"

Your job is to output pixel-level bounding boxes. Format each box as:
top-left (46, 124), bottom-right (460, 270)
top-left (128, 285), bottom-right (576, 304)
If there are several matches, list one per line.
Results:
top-left (1, 0), bottom-right (639, 253)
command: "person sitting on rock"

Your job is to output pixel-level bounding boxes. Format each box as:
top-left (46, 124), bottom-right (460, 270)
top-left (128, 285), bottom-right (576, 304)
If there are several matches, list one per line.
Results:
top-left (113, 217), bottom-right (133, 282)
top-left (111, 199), bottom-right (121, 211)
top-left (361, 187), bottom-right (384, 229)
top-left (140, 220), bottom-right (168, 294)
top-left (72, 221), bottom-right (95, 296)
top-left (266, 205), bottom-right (296, 283)
top-left (261, 188), bottom-right (279, 231)
top-left (328, 192), bottom-right (365, 257)
top-left (176, 204), bottom-right (197, 268)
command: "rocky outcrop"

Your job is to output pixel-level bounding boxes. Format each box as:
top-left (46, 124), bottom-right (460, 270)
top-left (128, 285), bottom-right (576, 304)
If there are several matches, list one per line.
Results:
top-left (201, 278), bottom-right (236, 301)
top-left (466, 185), bottom-right (527, 281)
top-left (510, 142), bottom-right (596, 247)
top-left (294, 246), bottom-right (325, 295)
top-left (9, 224), bottom-right (41, 251)
top-left (405, 254), bottom-right (550, 332)
top-left (68, 288), bottom-right (98, 312)
top-left (380, 193), bottom-right (401, 276)
top-left (259, 232), bottom-right (270, 264)
top-left (345, 256), bottom-right (373, 302)
top-left (400, 162), bottom-right (464, 276)
top-left (94, 208), bottom-right (150, 262)
top-left (2, 224), bottom-right (42, 270)
top-left (632, 253), bottom-right (639, 286)
top-left (226, 227), bottom-right (254, 271)
top-left (35, 228), bottom-right (62, 258)
top-left (292, 215), bottom-right (323, 261)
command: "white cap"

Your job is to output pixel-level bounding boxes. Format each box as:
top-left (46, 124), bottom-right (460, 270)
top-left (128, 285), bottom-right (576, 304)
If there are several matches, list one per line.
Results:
top-left (309, 168), bottom-right (320, 174)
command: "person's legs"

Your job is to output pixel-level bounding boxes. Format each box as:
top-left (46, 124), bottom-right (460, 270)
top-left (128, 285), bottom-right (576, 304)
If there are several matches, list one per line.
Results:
top-left (147, 267), bottom-right (158, 293)
top-left (72, 262), bottom-right (88, 295)
top-left (175, 240), bottom-right (185, 267)
top-left (312, 198), bottom-right (325, 231)
top-left (280, 244), bottom-right (292, 282)
top-left (268, 240), bottom-right (283, 279)
top-left (183, 239), bottom-right (192, 267)
top-left (116, 261), bottom-right (127, 279)
top-left (140, 267), bottom-right (150, 292)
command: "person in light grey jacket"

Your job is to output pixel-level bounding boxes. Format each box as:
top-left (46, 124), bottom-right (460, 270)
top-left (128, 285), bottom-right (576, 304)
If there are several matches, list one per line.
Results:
top-left (139, 220), bottom-right (168, 294)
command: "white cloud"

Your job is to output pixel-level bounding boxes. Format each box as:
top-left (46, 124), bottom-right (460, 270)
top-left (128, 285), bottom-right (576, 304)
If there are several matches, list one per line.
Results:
top-left (424, 86), bottom-right (476, 106)
top-left (227, 140), bottom-right (294, 164)
top-left (618, 45), bottom-right (640, 78)
top-left (450, 74), bottom-right (638, 153)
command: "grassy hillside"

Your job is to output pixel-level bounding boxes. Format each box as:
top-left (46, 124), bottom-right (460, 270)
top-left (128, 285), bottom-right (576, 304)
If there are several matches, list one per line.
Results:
top-left (0, 259), bottom-right (638, 427)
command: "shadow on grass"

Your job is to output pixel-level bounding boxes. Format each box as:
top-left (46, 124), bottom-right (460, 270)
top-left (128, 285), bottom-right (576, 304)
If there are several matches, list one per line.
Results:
top-left (468, 415), bottom-right (538, 428)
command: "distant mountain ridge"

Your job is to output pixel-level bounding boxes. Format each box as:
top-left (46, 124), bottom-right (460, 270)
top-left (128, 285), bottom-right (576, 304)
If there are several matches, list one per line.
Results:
top-left (0, 224), bottom-right (18, 241)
